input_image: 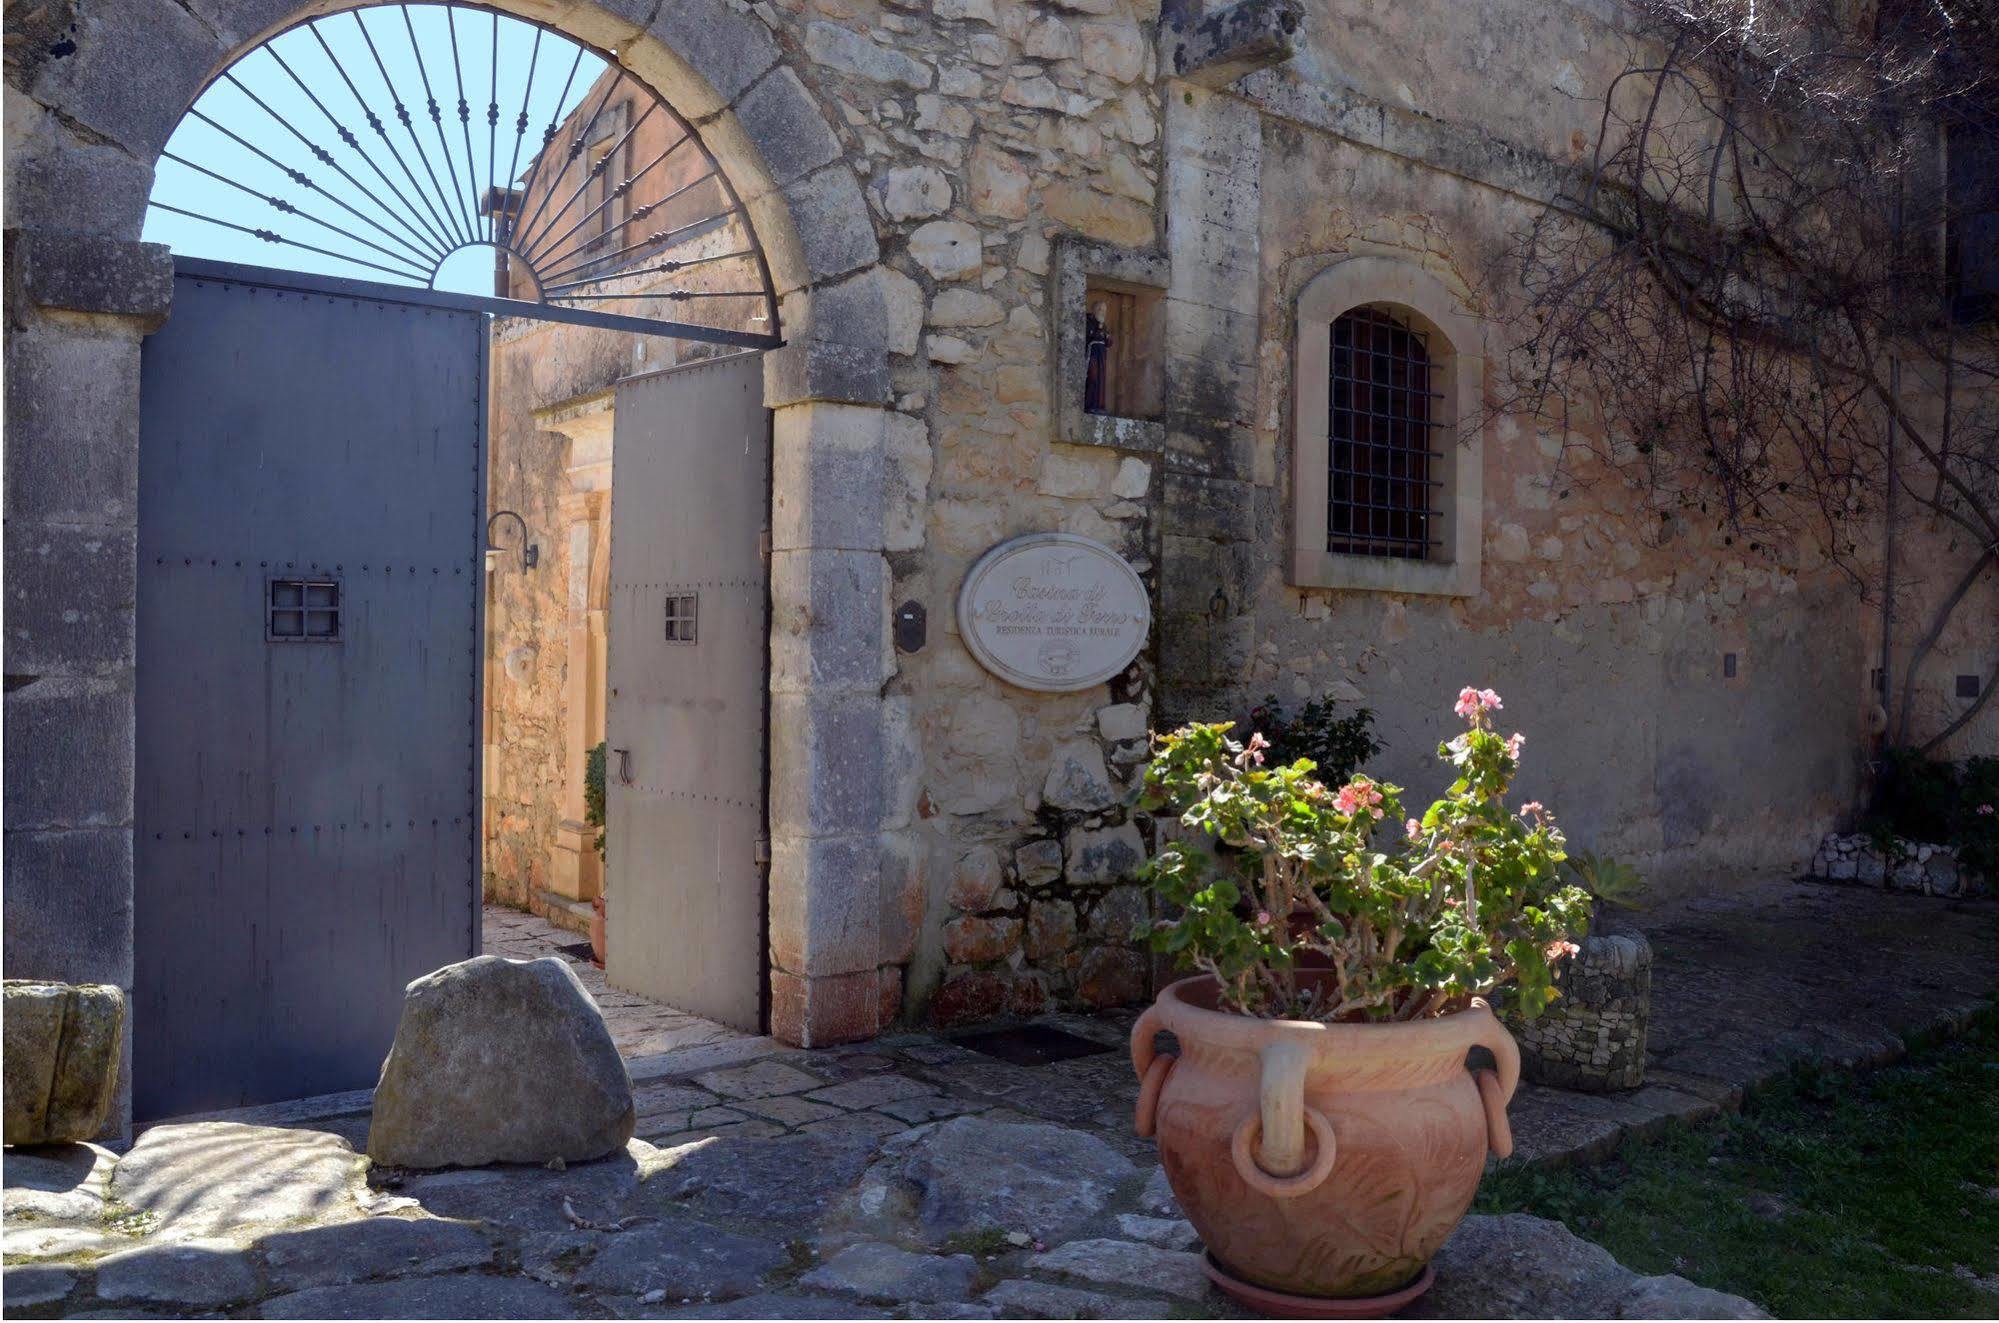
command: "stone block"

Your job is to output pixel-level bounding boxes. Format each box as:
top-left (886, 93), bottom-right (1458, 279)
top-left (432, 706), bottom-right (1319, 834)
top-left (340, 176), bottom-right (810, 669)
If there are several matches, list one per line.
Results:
top-left (769, 692), bottom-right (887, 837)
top-left (1014, 837), bottom-right (1064, 885)
top-left (1026, 899), bottom-right (1077, 960)
top-left (1066, 823), bottom-right (1145, 885)
top-left (764, 340), bottom-right (894, 408)
top-left (3, 980), bottom-right (124, 1144)
top-left (3, 677), bottom-right (133, 830)
top-left (768, 832), bottom-right (881, 977)
top-left (13, 231), bottom-right (173, 324)
top-left (946, 845), bottom-right (1005, 910)
top-left (770, 966), bottom-right (886, 1046)
top-left (4, 524), bottom-right (136, 676)
top-left (4, 133), bottom-right (156, 242)
top-left (2, 828), bottom-right (133, 988)
top-left (1043, 740), bottom-right (1118, 811)
top-left (908, 220), bottom-right (984, 280)
top-left (1097, 702), bottom-right (1149, 743)
top-left (179, 0), bottom-right (317, 51)
top-left (27, 0), bottom-right (227, 159)
top-left (884, 412), bottom-right (932, 553)
top-left (942, 914), bottom-right (1021, 963)
top-left (771, 407), bottom-right (890, 555)
top-left (1161, 0), bottom-right (1303, 89)
top-left (804, 21), bottom-right (933, 90)
top-left (776, 165), bottom-right (880, 284)
top-left (1075, 947), bottom-right (1149, 1007)
top-left (730, 66), bottom-right (843, 187)
top-left (794, 266), bottom-right (924, 362)
top-left (1090, 885), bottom-right (1148, 941)
top-left (4, 325), bottom-right (143, 526)
top-left (643, 0), bottom-right (781, 115)
top-left (873, 164), bottom-right (954, 221)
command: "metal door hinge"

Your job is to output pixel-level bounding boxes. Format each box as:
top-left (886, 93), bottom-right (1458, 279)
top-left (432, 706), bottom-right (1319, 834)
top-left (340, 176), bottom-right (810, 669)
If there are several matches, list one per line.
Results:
top-left (757, 527), bottom-right (771, 567)
top-left (753, 834), bottom-right (771, 868)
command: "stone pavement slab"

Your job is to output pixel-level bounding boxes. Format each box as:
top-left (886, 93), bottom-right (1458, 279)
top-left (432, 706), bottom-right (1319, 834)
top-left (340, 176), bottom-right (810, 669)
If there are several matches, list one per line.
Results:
top-left (259, 1274), bottom-right (580, 1319)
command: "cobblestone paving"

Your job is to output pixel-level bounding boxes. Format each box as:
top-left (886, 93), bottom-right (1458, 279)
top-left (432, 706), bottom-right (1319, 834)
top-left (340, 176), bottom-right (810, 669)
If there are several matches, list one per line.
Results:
top-left (3, 876), bottom-right (1990, 1319)
top-left (482, 905), bottom-right (746, 1063)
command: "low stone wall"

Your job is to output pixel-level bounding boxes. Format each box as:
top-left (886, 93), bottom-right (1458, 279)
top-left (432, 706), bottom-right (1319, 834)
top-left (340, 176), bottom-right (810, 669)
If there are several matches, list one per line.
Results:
top-left (1807, 833), bottom-right (1987, 898)
top-left (1514, 933), bottom-right (1650, 1093)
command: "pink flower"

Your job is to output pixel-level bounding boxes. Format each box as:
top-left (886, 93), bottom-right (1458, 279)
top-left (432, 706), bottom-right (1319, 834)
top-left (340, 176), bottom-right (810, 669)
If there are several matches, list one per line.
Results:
top-left (1519, 800), bottom-right (1543, 817)
top-left (1333, 780), bottom-right (1384, 817)
top-left (1546, 939), bottom-right (1580, 961)
top-left (1505, 732), bottom-right (1525, 759)
top-left (1406, 818), bottom-right (1423, 841)
top-left (1255, 910), bottom-right (1272, 926)
top-left (1455, 686), bottom-right (1505, 719)
top-left (1978, 803), bottom-right (1995, 817)
top-left (1243, 732), bottom-right (1270, 766)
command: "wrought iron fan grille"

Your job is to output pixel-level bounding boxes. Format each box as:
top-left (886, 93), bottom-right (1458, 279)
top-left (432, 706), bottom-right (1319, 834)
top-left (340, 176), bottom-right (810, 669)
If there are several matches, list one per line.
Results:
top-left (145, 1), bottom-right (778, 343)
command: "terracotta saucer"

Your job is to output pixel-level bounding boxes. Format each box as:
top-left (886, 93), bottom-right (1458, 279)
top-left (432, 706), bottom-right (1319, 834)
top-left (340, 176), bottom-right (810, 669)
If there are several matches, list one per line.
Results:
top-left (1201, 1254), bottom-right (1435, 1319)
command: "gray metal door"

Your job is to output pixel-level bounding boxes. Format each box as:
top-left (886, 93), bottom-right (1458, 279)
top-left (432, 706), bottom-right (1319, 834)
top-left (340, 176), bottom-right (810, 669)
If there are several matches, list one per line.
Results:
top-left (606, 353), bottom-right (767, 1032)
top-left (135, 269), bottom-right (485, 1120)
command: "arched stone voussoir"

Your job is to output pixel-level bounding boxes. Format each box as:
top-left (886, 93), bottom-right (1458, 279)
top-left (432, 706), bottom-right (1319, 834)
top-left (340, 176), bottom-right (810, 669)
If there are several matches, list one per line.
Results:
top-left (713, 66), bottom-right (844, 197)
top-left (749, 164), bottom-right (880, 297)
top-left (626, 0), bottom-right (780, 122)
top-left (26, 0), bottom-right (232, 165)
top-left (177, 0), bottom-right (344, 56)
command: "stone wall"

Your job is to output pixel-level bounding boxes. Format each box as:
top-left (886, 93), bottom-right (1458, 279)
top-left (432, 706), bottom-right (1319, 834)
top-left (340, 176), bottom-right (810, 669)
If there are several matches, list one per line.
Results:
top-left (1808, 832), bottom-right (1988, 898)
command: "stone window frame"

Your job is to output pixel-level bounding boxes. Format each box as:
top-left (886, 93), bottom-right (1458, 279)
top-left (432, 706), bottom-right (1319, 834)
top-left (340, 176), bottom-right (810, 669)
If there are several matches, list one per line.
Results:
top-left (1290, 255), bottom-right (1484, 597)
top-left (1052, 237), bottom-right (1169, 452)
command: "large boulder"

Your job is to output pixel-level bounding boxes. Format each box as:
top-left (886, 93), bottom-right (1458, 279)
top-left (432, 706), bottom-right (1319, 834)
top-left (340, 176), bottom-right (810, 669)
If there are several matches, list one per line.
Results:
top-left (3, 980), bottom-right (124, 1145)
top-left (367, 956), bottom-right (633, 1169)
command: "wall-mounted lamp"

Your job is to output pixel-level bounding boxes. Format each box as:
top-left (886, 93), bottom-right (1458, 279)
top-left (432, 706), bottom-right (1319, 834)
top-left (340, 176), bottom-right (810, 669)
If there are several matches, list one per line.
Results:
top-left (486, 510), bottom-right (539, 571)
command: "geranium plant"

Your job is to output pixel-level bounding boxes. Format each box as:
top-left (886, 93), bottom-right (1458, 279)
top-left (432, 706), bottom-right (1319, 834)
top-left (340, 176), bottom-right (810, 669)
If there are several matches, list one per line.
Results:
top-left (1138, 687), bottom-right (1590, 1023)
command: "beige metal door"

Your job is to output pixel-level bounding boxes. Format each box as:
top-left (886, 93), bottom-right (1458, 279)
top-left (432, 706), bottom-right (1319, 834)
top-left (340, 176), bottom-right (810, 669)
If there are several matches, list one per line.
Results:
top-left (605, 353), bottom-right (767, 1031)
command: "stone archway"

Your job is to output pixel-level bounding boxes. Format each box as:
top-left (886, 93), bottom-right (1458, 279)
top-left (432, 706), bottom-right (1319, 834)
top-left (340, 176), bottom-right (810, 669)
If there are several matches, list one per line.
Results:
top-left (4, 0), bottom-right (904, 1127)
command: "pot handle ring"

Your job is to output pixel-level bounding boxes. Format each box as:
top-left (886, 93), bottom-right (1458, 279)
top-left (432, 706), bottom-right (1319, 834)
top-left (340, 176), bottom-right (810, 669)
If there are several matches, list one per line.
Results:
top-left (1468, 996), bottom-right (1520, 1159)
top-left (1230, 1106), bottom-right (1337, 1199)
top-left (1130, 1007), bottom-right (1177, 1138)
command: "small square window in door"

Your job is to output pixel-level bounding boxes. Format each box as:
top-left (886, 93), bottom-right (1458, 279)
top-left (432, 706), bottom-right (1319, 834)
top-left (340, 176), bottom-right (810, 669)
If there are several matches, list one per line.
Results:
top-left (268, 577), bottom-right (341, 642)
top-left (664, 591), bottom-right (698, 643)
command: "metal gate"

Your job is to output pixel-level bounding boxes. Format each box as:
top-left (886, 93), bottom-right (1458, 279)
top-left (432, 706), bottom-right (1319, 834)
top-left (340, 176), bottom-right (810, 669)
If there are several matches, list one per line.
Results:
top-left (135, 266), bottom-right (485, 1119)
top-left (605, 353), bottom-right (768, 1032)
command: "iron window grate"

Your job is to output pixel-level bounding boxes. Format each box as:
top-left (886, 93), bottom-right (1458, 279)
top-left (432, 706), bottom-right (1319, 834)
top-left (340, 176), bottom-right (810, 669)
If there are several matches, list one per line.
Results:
top-left (268, 577), bottom-right (341, 642)
top-left (664, 591), bottom-right (698, 644)
top-left (1329, 306), bottom-right (1444, 559)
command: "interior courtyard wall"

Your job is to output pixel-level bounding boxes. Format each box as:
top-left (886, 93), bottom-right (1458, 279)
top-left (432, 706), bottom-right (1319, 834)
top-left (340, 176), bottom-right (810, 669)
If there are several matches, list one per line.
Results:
top-left (478, 0), bottom-right (1968, 1028)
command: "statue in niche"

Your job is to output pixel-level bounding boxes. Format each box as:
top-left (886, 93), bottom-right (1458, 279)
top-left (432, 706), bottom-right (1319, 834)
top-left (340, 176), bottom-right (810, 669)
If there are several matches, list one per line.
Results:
top-left (1083, 299), bottom-right (1112, 415)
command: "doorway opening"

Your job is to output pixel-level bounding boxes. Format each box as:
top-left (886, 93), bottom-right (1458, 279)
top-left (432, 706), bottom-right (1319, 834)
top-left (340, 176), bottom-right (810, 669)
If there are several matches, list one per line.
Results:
top-left (132, 0), bottom-right (783, 1118)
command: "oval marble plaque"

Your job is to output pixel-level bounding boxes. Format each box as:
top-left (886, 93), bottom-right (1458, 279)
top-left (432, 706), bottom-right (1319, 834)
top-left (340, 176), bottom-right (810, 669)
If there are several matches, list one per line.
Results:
top-left (957, 533), bottom-right (1151, 692)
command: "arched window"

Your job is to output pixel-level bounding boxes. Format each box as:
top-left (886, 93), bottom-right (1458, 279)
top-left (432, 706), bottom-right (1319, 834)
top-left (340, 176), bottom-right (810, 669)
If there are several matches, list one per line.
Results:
top-left (1292, 256), bottom-right (1484, 597)
top-left (1329, 306), bottom-right (1440, 559)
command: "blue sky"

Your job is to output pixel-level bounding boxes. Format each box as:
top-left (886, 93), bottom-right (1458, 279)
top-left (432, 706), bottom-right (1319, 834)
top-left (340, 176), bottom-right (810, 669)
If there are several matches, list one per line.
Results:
top-left (144, 3), bottom-right (602, 296)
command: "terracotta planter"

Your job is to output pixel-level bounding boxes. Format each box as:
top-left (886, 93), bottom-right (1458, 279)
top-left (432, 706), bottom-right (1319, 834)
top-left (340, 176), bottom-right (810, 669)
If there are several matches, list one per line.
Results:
top-left (589, 895), bottom-right (607, 967)
top-left (1132, 973), bottom-right (1518, 1306)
